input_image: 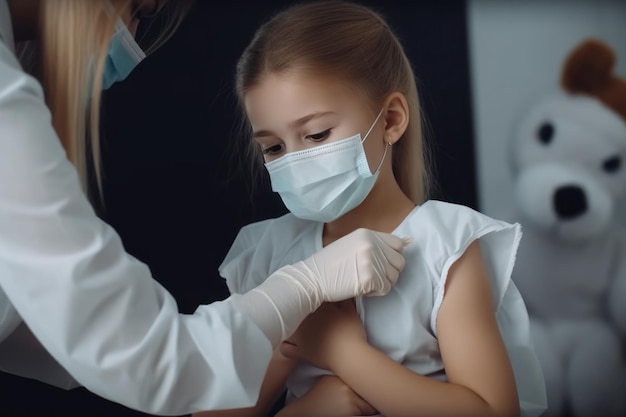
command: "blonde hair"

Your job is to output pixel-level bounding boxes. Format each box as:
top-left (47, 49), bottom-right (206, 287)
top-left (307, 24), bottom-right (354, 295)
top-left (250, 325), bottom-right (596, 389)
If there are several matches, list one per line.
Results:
top-left (235, 0), bottom-right (431, 204)
top-left (33, 0), bottom-right (192, 199)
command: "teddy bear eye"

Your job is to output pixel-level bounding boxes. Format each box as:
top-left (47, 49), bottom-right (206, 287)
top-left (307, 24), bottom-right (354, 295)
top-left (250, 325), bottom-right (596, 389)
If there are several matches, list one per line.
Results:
top-left (537, 122), bottom-right (554, 145)
top-left (603, 155), bottom-right (621, 173)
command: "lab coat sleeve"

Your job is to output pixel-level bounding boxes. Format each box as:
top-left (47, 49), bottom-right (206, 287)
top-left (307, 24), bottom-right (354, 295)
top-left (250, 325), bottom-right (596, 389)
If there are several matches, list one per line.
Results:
top-left (0, 283), bottom-right (79, 390)
top-left (0, 40), bottom-right (272, 415)
top-left (0, 321), bottom-right (81, 390)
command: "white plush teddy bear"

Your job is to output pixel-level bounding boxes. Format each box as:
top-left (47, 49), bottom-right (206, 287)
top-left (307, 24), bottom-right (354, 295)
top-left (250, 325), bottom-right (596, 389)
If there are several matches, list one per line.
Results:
top-left (509, 38), bottom-right (626, 417)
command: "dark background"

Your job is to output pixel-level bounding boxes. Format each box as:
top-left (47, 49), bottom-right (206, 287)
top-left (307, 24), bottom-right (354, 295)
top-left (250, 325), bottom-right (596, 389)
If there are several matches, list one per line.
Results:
top-left (0, 1), bottom-right (476, 415)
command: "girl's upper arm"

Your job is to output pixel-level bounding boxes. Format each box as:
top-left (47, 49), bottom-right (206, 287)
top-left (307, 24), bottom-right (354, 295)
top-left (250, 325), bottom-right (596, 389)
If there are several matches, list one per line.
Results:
top-left (435, 240), bottom-right (520, 417)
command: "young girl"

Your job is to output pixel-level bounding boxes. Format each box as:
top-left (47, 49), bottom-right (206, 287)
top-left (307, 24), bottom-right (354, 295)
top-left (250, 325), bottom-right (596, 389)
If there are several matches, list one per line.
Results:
top-left (195, 1), bottom-right (546, 416)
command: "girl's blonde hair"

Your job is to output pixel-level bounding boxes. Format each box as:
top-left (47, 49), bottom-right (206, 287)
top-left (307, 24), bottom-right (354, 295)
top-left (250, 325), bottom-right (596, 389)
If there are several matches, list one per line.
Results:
top-left (235, 0), bottom-right (432, 204)
top-left (25, 0), bottom-right (192, 199)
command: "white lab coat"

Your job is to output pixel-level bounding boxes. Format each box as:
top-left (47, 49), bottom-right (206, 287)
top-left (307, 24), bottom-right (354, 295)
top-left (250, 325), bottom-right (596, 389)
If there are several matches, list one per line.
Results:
top-left (0, 1), bottom-right (272, 414)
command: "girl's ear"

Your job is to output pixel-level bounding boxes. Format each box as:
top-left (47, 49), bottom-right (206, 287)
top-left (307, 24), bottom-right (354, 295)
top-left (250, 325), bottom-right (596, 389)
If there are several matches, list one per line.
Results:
top-left (383, 92), bottom-right (409, 144)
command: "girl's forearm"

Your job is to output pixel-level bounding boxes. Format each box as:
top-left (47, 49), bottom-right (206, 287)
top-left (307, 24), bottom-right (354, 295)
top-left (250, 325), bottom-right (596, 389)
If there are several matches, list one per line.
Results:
top-left (334, 343), bottom-right (518, 417)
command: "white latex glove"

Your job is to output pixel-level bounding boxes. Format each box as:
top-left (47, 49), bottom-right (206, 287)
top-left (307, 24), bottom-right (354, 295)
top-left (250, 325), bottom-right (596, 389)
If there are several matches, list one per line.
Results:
top-left (232, 228), bottom-right (409, 346)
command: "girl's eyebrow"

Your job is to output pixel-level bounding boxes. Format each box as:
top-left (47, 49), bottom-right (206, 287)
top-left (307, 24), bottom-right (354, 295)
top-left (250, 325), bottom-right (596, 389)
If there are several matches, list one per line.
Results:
top-left (289, 111), bottom-right (337, 128)
top-left (252, 129), bottom-right (275, 139)
top-left (253, 111), bottom-right (337, 138)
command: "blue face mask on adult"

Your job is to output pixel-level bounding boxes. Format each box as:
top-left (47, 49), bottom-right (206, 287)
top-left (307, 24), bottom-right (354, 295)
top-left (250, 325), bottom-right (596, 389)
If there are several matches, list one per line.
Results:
top-left (102, 18), bottom-right (146, 90)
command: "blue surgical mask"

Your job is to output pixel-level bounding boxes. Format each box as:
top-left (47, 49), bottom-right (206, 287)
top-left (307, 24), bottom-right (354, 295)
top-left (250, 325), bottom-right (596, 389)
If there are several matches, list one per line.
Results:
top-left (265, 109), bottom-right (388, 222)
top-left (102, 18), bottom-right (146, 90)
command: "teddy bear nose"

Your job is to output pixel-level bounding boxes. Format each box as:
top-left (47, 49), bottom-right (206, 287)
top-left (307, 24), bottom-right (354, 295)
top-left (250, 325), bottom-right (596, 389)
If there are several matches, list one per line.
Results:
top-left (553, 185), bottom-right (587, 219)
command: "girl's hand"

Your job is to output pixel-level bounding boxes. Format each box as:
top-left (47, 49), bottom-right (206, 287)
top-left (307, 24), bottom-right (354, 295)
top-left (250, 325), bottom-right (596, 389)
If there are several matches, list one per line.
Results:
top-left (280, 299), bottom-right (367, 371)
top-left (276, 375), bottom-right (378, 417)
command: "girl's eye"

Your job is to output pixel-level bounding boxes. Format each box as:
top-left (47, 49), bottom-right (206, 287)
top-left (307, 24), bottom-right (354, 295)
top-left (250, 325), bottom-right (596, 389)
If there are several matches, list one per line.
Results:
top-left (307, 129), bottom-right (331, 142)
top-left (261, 143), bottom-right (284, 155)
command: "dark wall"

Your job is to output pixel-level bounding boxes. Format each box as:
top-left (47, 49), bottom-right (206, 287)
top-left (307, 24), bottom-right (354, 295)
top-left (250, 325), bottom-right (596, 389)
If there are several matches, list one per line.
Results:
top-left (0, 1), bottom-right (475, 416)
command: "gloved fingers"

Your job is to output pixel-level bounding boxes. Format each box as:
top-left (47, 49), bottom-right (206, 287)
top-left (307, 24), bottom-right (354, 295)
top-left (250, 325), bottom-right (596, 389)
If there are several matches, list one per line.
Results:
top-left (384, 260), bottom-right (401, 288)
top-left (369, 229), bottom-right (411, 251)
top-left (358, 231), bottom-right (408, 297)
top-left (366, 265), bottom-right (396, 296)
top-left (360, 251), bottom-right (391, 297)
top-left (372, 231), bottom-right (407, 274)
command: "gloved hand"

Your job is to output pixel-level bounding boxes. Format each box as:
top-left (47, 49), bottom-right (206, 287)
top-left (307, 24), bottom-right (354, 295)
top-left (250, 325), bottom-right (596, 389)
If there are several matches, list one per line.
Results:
top-left (282, 227), bottom-right (408, 304)
top-left (231, 228), bottom-right (408, 346)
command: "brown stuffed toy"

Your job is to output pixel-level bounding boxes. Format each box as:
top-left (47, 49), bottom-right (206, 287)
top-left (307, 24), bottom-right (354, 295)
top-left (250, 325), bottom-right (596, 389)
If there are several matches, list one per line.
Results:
top-left (562, 38), bottom-right (626, 120)
top-left (510, 38), bottom-right (626, 417)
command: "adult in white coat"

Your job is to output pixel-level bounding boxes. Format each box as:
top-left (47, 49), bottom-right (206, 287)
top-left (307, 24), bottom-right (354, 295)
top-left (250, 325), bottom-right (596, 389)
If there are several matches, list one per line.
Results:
top-left (0, 0), bottom-right (407, 415)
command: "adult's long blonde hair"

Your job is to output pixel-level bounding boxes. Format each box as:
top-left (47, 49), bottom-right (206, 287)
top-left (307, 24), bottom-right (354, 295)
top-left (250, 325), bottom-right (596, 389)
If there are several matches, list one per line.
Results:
top-left (32, 0), bottom-right (192, 199)
top-left (235, 0), bottom-right (432, 204)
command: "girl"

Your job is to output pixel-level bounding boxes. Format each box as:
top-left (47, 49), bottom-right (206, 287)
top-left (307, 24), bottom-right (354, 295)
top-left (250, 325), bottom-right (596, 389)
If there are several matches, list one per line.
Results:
top-left (195, 1), bottom-right (547, 416)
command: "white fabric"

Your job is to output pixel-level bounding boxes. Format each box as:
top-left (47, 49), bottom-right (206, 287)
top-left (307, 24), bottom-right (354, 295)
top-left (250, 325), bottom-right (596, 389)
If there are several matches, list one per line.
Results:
top-left (0, 2), bottom-right (275, 413)
top-left (0, 0), bottom-right (14, 54)
top-left (0, 0), bottom-right (31, 356)
top-left (221, 200), bottom-right (548, 417)
top-left (234, 229), bottom-right (404, 345)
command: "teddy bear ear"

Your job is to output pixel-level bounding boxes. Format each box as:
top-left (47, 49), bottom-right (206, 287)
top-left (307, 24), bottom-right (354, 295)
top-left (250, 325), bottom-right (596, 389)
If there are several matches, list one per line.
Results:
top-left (561, 38), bottom-right (615, 95)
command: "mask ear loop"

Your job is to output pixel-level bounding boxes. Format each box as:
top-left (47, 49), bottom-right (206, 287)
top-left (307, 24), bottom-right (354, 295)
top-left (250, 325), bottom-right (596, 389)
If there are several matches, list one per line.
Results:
top-left (361, 108), bottom-right (385, 143)
top-left (362, 109), bottom-right (388, 173)
top-left (373, 140), bottom-right (390, 173)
